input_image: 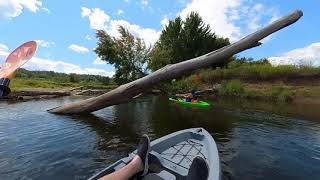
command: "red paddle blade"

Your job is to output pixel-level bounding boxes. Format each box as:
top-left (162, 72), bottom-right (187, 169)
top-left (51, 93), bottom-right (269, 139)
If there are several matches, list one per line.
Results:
top-left (0, 41), bottom-right (37, 78)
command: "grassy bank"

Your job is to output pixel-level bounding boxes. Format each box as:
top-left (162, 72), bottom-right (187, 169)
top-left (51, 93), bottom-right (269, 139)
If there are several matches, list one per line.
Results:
top-left (10, 78), bottom-right (117, 91)
top-left (165, 62), bottom-right (320, 102)
top-left (218, 80), bottom-right (295, 102)
top-left (10, 69), bottom-right (117, 91)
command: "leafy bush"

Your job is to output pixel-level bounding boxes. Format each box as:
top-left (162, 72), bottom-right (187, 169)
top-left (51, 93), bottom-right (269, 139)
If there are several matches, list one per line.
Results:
top-left (218, 80), bottom-right (245, 96)
top-left (243, 90), bottom-right (258, 98)
top-left (271, 84), bottom-right (294, 102)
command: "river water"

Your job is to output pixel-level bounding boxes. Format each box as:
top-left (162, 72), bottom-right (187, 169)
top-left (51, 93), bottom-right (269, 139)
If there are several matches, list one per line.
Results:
top-left (0, 96), bottom-right (319, 180)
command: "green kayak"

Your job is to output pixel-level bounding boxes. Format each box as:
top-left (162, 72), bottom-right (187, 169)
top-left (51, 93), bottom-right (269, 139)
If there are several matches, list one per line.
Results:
top-left (169, 97), bottom-right (210, 107)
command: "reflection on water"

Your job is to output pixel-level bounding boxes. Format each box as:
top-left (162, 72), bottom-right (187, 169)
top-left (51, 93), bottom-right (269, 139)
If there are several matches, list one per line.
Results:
top-left (0, 96), bottom-right (319, 180)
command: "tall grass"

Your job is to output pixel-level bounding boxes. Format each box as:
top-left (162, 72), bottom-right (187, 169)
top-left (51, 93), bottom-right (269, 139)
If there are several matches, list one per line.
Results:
top-left (216, 80), bottom-right (294, 101)
top-left (218, 80), bottom-right (245, 96)
top-left (199, 64), bottom-right (320, 83)
top-left (10, 78), bottom-right (116, 91)
top-left (270, 84), bottom-right (294, 102)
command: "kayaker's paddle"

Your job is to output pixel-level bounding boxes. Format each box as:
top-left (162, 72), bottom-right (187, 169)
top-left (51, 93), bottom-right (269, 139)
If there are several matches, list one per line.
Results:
top-left (0, 41), bottom-right (37, 97)
top-left (0, 41), bottom-right (37, 78)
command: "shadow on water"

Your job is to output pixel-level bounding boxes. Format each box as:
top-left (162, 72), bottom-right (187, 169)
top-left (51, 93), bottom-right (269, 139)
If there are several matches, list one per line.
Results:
top-left (70, 113), bottom-right (141, 153)
top-left (212, 97), bottom-right (320, 122)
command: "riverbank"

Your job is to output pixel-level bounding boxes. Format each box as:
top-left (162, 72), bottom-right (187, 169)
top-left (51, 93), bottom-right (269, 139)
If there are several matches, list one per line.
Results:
top-left (3, 86), bottom-right (113, 101)
top-left (2, 71), bottom-right (117, 101)
top-left (5, 63), bottom-right (320, 104)
top-left (168, 79), bottom-right (320, 104)
top-left (10, 77), bottom-right (117, 91)
top-left (164, 63), bottom-right (320, 104)
top-left (5, 76), bottom-right (320, 104)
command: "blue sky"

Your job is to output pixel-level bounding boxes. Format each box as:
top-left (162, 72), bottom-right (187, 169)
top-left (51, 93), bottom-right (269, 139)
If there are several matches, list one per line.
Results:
top-left (0, 0), bottom-right (319, 76)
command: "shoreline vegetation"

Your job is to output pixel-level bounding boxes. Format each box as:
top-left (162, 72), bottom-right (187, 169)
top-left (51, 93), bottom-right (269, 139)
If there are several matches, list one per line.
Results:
top-left (164, 59), bottom-right (320, 104)
top-left (10, 68), bottom-right (116, 91)
top-left (3, 69), bottom-right (117, 101)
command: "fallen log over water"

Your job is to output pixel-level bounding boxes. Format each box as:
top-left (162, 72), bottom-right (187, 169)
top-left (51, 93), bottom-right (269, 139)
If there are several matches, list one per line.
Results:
top-left (48, 10), bottom-right (303, 114)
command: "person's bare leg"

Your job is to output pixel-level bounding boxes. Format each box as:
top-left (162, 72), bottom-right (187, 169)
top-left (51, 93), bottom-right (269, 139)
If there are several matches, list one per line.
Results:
top-left (99, 155), bottom-right (143, 180)
top-left (98, 135), bottom-right (151, 180)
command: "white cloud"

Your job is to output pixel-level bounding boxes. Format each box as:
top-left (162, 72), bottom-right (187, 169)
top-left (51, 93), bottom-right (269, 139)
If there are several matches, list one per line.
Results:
top-left (242, 4), bottom-right (279, 33)
top-left (35, 40), bottom-right (54, 48)
top-left (0, 0), bottom-right (43, 18)
top-left (81, 7), bottom-right (159, 45)
top-left (68, 44), bottom-right (89, 54)
top-left (93, 57), bottom-right (107, 65)
top-left (179, 0), bottom-right (241, 41)
top-left (0, 43), bottom-right (9, 51)
top-left (85, 34), bottom-right (92, 40)
top-left (117, 9), bottom-right (124, 15)
top-left (81, 1), bottom-right (278, 46)
top-left (141, 0), bottom-right (148, 6)
top-left (178, 0), bottom-right (279, 42)
top-left (81, 7), bottom-right (91, 17)
top-left (22, 57), bottom-right (114, 77)
top-left (81, 68), bottom-right (114, 77)
top-left (268, 42), bottom-right (320, 67)
top-left (0, 44), bottom-right (9, 63)
top-left (41, 7), bottom-right (50, 14)
top-left (161, 17), bottom-right (169, 28)
top-left (81, 7), bottom-right (110, 30)
top-left (106, 19), bottom-right (160, 46)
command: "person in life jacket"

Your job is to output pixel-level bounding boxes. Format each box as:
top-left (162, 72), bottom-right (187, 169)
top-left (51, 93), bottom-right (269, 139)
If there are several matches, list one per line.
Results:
top-left (185, 89), bottom-right (198, 102)
top-left (183, 73), bottom-right (200, 103)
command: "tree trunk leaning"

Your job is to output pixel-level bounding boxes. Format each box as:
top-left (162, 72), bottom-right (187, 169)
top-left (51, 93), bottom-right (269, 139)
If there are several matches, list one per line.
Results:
top-left (48, 10), bottom-right (303, 114)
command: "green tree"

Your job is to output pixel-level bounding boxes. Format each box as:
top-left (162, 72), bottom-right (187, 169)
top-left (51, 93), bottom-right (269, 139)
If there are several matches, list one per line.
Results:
top-left (149, 12), bottom-right (230, 71)
top-left (69, 73), bottom-right (79, 83)
top-left (95, 26), bottom-right (150, 84)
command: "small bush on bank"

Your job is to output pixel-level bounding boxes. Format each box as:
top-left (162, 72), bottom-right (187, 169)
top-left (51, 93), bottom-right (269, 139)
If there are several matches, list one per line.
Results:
top-left (271, 84), bottom-right (294, 102)
top-left (218, 80), bottom-right (245, 96)
top-left (243, 90), bottom-right (258, 98)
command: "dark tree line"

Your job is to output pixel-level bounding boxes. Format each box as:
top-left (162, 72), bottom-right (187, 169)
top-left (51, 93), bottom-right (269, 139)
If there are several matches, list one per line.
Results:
top-left (16, 68), bottom-right (111, 85)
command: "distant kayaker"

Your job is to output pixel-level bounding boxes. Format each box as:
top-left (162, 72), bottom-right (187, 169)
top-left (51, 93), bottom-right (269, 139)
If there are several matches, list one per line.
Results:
top-left (191, 89), bottom-right (198, 102)
top-left (98, 134), bottom-right (208, 180)
top-left (185, 89), bottom-right (198, 103)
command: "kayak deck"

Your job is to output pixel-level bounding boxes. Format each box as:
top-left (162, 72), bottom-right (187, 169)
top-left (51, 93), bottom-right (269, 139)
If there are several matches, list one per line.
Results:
top-left (169, 98), bottom-right (210, 107)
top-left (89, 128), bottom-right (220, 180)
